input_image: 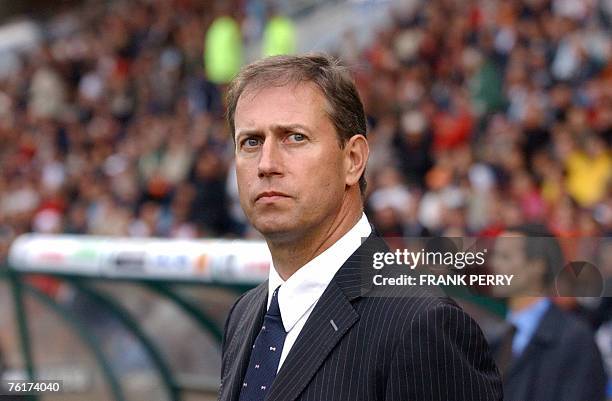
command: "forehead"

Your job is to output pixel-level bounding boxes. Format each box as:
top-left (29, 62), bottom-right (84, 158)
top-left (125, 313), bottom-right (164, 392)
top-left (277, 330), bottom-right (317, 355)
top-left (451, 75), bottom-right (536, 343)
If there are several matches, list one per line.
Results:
top-left (234, 82), bottom-right (330, 132)
top-left (495, 234), bottom-right (525, 254)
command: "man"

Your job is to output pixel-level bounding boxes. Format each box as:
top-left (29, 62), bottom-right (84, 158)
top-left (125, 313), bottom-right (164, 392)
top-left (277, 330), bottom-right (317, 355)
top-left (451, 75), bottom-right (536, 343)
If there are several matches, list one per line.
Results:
top-left (490, 224), bottom-right (607, 401)
top-left (219, 53), bottom-right (502, 401)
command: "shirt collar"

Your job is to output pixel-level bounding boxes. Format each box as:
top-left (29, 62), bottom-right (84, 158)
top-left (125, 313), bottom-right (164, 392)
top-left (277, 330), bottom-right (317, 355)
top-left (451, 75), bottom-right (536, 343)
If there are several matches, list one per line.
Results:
top-left (268, 213), bottom-right (372, 332)
top-left (507, 298), bottom-right (551, 335)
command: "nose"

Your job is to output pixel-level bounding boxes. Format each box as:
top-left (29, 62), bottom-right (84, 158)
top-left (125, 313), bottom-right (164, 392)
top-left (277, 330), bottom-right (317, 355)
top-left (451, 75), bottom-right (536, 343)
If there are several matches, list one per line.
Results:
top-left (257, 138), bottom-right (283, 178)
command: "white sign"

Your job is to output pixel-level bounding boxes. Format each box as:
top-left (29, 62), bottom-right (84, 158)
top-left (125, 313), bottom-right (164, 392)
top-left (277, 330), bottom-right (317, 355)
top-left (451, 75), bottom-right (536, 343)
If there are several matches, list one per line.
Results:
top-left (8, 234), bottom-right (271, 284)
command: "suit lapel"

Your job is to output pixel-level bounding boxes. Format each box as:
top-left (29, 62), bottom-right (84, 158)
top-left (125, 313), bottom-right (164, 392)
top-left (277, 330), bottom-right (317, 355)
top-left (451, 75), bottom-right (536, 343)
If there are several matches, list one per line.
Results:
top-left (265, 279), bottom-right (359, 401)
top-left (221, 284), bottom-right (268, 401)
top-left (265, 233), bottom-right (384, 401)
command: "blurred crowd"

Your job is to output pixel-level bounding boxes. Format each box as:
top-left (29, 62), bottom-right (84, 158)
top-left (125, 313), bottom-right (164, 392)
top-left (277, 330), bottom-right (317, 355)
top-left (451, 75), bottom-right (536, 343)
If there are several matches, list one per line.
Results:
top-left (0, 0), bottom-right (233, 259)
top-left (0, 0), bottom-right (610, 256)
top-left (0, 0), bottom-right (610, 396)
top-left (357, 0), bottom-right (612, 240)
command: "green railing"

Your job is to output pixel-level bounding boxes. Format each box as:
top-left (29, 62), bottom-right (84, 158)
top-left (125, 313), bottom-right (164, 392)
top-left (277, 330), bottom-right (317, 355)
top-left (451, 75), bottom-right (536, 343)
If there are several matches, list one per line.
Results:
top-left (1, 268), bottom-right (262, 401)
top-left (1, 234), bottom-right (271, 401)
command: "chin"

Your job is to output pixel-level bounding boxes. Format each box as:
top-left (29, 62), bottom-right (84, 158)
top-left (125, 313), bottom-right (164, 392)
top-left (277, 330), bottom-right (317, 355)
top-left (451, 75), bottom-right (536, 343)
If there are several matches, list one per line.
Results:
top-left (252, 218), bottom-right (298, 239)
top-left (253, 221), bottom-right (301, 243)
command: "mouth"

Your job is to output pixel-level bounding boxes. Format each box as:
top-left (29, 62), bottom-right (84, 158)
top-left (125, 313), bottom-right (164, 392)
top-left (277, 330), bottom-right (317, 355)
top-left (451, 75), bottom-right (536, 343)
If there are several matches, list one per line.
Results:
top-left (255, 191), bottom-right (291, 202)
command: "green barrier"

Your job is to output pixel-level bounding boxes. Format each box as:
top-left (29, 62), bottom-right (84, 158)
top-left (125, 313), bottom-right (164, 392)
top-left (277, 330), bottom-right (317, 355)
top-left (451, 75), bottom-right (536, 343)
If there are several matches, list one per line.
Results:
top-left (8, 269), bottom-right (37, 401)
top-left (1, 266), bottom-right (254, 401)
top-left (67, 278), bottom-right (181, 401)
top-left (145, 282), bottom-right (225, 344)
top-left (3, 234), bottom-right (270, 398)
top-left (5, 269), bottom-right (127, 401)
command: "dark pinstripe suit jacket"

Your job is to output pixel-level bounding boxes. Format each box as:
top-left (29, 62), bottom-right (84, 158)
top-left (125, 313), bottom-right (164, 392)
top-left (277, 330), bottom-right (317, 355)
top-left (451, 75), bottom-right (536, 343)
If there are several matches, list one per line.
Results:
top-left (219, 234), bottom-right (503, 401)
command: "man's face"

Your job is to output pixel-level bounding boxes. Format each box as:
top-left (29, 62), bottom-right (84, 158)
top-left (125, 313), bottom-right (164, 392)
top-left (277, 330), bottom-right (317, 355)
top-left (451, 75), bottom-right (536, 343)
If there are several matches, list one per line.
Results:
top-left (490, 235), bottom-right (541, 296)
top-left (234, 83), bottom-right (348, 242)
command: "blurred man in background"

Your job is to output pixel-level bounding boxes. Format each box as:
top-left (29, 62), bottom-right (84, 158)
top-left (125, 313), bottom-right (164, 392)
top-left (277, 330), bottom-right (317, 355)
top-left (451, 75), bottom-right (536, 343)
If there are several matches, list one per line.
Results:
top-left (491, 224), bottom-right (607, 401)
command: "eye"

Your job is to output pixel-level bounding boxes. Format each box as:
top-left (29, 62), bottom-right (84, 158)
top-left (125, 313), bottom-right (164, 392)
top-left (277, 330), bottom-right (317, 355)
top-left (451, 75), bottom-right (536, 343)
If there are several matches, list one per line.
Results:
top-left (287, 133), bottom-right (306, 143)
top-left (241, 136), bottom-right (262, 149)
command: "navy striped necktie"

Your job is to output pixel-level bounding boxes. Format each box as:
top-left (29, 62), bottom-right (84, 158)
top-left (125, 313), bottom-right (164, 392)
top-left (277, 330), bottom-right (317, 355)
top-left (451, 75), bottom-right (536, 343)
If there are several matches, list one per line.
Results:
top-left (239, 287), bottom-right (287, 401)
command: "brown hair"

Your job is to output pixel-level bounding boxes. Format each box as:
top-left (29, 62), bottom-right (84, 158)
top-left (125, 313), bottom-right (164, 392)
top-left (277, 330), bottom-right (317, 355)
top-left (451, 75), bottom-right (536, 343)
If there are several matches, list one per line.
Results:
top-left (225, 53), bottom-right (368, 194)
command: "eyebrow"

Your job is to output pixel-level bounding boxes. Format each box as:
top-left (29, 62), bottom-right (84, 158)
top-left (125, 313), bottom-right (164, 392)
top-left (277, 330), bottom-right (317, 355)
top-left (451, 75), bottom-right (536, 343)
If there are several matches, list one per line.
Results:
top-left (235, 124), bottom-right (312, 141)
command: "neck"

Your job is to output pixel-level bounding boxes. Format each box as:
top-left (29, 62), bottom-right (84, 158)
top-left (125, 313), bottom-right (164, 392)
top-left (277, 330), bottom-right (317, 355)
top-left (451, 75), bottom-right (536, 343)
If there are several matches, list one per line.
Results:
top-left (267, 200), bottom-right (363, 281)
top-left (508, 296), bottom-right (544, 312)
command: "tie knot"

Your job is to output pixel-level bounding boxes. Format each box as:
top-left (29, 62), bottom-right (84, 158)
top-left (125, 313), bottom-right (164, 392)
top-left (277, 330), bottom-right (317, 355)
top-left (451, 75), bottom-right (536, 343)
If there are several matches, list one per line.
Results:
top-left (267, 287), bottom-right (282, 318)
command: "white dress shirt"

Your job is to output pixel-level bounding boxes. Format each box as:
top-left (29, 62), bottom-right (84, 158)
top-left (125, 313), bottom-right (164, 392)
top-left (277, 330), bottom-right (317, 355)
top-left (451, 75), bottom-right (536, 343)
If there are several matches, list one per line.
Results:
top-left (267, 213), bottom-right (372, 372)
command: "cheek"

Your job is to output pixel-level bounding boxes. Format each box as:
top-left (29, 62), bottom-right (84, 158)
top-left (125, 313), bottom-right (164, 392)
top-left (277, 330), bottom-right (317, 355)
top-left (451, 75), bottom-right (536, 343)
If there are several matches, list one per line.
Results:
top-left (235, 166), bottom-right (254, 199)
top-left (301, 155), bottom-right (343, 195)
top-left (315, 148), bottom-right (344, 179)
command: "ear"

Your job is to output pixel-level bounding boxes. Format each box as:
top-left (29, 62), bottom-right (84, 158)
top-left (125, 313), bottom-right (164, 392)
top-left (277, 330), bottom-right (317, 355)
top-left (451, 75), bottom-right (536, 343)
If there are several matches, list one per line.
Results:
top-left (343, 134), bottom-right (369, 187)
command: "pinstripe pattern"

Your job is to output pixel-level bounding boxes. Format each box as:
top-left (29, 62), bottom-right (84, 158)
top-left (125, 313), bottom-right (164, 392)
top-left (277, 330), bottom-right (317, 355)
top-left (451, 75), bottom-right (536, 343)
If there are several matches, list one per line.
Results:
top-left (219, 234), bottom-right (503, 401)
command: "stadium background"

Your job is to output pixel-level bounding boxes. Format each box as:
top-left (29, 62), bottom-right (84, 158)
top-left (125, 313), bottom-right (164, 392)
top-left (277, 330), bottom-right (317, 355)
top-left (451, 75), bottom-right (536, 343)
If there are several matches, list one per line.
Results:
top-left (0, 0), bottom-right (610, 400)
